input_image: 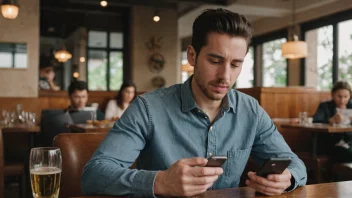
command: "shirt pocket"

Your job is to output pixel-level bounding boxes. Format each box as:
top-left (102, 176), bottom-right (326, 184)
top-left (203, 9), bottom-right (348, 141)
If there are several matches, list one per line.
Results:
top-left (223, 148), bottom-right (251, 188)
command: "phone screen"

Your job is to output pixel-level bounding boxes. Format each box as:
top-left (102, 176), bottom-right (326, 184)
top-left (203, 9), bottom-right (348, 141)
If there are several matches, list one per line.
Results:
top-left (205, 156), bottom-right (227, 167)
top-left (256, 158), bottom-right (291, 177)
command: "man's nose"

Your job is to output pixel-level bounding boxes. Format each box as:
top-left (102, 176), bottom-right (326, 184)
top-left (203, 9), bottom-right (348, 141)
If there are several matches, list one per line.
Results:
top-left (217, 63), bottom-right (231, 81)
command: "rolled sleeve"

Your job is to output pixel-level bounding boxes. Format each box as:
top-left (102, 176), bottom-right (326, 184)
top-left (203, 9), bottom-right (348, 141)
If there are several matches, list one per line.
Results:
top-left (82, 96), bottom-right (155, 196)
top-left (133, 170), bottom-right (158, 197)
top-left (251, 103), bottom-right (307, 191)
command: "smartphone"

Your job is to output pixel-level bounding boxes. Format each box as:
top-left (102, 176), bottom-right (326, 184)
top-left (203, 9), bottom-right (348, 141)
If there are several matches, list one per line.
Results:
top-left (205, 156), bottom-right (227, 167)
top-left (256, 158), bottom-right (291, 177)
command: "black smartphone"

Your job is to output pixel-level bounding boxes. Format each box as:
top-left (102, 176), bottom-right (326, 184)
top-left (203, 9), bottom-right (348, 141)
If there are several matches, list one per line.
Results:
top-left (205, 156), bottom-right (227, 167)
top-left (256, 158), bottom-right (291, 177)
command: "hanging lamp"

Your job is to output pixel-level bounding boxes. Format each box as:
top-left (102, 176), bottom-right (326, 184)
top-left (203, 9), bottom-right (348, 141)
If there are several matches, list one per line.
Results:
top-left (1, 0), bottom-right (19, 19)
top-left (54, 24), bottom-right (72, 63)
top-left (281, 0), bottom-right (308, 59)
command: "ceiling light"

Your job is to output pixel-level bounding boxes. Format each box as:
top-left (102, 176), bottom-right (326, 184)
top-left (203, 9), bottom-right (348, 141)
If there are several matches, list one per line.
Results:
top-left (73, 72), bottom-right (79, 78)
top-left (153, 10), bottom-right (160, 22)
top-left (100, 0), bottom-right (108, 7)
top-left (281, 0), bottom-right (308, 59)
top-left (1, 0), bottom-right (19, 19)
top-left (80, 57), bottom-right (85, 63)
top-left (54, 49), bottom-right (72, 63)
top-left (282, 35), bottom-right (308, 59)
top-left (181, 62), bottom-right (194, 73)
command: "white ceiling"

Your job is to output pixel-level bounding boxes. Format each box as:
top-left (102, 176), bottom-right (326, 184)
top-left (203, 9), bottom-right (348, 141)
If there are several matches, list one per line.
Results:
top-left (178, 0), bottom-right (340, 38)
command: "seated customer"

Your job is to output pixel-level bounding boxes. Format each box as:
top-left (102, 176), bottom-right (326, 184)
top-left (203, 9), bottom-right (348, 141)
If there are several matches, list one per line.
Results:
top-left (82, 9), bottom-right (306, 197)
top-left (39, 57), bottom-right (60, 91)
top-left (313, 81), bottom-right (352, 161)
top-left (66, 80), bottom-right (104, 122)
top-left (105, 81), bottom-right (137, 120)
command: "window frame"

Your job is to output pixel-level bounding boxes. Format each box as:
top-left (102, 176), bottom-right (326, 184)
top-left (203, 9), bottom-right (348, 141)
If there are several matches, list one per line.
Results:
top-left (301, 8), bottom-right (352, 85)
top-left (252, 29), bottom-right (289, 87)
top-left (86, 30), bottom-right (125, 91)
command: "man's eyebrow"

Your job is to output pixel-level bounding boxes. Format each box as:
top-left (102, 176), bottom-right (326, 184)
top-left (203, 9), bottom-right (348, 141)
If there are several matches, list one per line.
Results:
top-left (206, 53), bottom-right (224, 59)
top-left (206, 53), bottom-right (244, 63)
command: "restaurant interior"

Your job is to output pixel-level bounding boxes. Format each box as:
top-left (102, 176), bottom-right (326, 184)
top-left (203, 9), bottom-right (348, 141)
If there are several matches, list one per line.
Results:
top-left (0, 0), bottom-right (352, 197)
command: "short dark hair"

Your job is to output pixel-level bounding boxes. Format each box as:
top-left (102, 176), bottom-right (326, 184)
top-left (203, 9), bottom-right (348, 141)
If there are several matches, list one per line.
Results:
top-left (331, 81), bottom-right (352, 96)
top-left (115, 81), bottom-right (137, 108)
top-left (191, 8), bottom-right (253, 56)
top-left (68, 80), bottom-right (88, 96)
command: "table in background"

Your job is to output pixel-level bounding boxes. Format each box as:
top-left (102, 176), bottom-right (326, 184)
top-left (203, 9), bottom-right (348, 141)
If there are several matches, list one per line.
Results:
top-left (1, 124), bottom-right (40, 148)
top-left (70, 181), bottom-right (352, 198)
top-left (281, 123), bottom-right (352, 156)
top-left (70, 123), bottom-right (113, 133)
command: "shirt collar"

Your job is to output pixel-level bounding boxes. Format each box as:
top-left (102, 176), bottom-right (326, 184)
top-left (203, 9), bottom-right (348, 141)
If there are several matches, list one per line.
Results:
top-left (222, 92), bottom-right (236, 113)
top-left (181, 76), bottom-right (198, 112)
top-left (180, 75), bottom-right (236, 114)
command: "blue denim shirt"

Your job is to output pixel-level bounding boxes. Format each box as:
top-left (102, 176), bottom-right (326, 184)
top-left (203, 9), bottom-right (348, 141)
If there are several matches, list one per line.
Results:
top-left (82, 77), bottom-right (307, 197)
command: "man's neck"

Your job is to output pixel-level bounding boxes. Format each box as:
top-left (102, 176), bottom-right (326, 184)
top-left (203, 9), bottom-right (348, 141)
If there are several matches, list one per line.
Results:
top-left (191, 78), bottom-right (222, 122)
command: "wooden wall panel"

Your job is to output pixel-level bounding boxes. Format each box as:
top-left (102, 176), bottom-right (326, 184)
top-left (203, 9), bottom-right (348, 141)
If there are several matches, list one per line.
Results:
top-left (0, 88), bottom-right (331, 120)
top-left (238, 87), bottom-right (331, 118)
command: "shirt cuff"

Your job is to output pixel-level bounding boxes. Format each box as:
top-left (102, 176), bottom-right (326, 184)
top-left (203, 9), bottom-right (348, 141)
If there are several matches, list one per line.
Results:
top-left (285, 168), bottom-right (300, 192)
top-left (132, 170), bottom-right (158, 197)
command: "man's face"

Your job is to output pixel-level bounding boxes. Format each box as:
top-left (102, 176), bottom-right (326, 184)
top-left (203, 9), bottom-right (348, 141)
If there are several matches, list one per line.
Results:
top-left (187, 33), bottom-right (247, 101)
top-left (69, 90), bottom-right (88, 110)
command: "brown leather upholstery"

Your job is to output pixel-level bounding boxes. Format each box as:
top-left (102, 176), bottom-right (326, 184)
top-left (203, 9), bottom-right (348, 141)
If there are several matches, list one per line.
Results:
top-left (4, 163), bottom-right (25, 176)
top-left (0, 130), bottom-right (26, 198)
top-left (332, 163), bottom-right (352, 181)
top-left (0, 130), bottom-right (4, 198)
top-left (53, 133), bottom-right (107, 198)
top-left (298, 152), bottom-right (331, 184)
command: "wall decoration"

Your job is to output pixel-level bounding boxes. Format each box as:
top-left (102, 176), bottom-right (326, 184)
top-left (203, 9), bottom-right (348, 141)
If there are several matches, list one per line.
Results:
top-left (148, 52), bottom-right (165, 73)
top-left (145, 36), bottom-right (165, 73)
top-left (151, 76), bottom-right (166, 88)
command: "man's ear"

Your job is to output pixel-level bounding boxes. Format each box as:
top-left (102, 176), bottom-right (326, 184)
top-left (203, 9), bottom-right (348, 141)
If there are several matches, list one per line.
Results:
top-left (187, 45), bottom-right (197, 66)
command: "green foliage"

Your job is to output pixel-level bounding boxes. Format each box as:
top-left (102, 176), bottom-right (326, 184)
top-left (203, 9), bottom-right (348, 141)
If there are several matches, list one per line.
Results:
top-left (263, 38), bottom-right (287, 87)
top-left (88, 51), bottom-right (123, 91)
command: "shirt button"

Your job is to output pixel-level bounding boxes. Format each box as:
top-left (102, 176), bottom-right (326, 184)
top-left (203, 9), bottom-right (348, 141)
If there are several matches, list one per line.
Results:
top-left (209, 126), bottom-right (213, 131)
top-left (205, 116), bottom-right (208, 119)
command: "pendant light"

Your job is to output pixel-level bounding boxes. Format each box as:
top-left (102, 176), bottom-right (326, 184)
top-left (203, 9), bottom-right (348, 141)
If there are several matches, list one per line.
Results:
top-left (281, 0), bottom-right (308, 59)
top-left (54, 24), bottom-right (72, 63)
top-left (1, 0), bottom-right (19, 19)
top-left (181, 62), bottom-right (194, 73)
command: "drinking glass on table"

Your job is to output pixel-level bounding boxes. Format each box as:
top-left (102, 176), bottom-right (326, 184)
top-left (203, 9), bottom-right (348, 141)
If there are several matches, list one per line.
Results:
top-left (298, 112), bottom-right (308, 124)
top-left (28, 112), bottom-right (37, 126)
top-left (30, 147), bottom-right (62, 198)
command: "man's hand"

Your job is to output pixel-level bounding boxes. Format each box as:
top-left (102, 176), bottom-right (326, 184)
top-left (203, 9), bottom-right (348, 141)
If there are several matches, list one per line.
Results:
top-left (245, 169), bottom-right (292, 196)
top-left (154, 157), bottom-right (223, 197)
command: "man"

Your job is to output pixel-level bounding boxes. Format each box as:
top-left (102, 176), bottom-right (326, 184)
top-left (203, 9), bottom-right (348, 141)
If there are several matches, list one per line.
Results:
top-left (66, 80), bottom-right (89, 112)
top-left (66, 80), bottom-right (104, 121)
top-left (82, 9), bottom-right (307, 197)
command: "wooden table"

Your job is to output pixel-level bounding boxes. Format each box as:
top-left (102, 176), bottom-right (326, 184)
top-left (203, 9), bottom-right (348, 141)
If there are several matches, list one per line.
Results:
top-left (1, 124), bottom-right (40, 148)
top-left (70, 181), bottom-right (352, 198)
top-left (70, 123), bottom-right (113, 133)
top-left (281, 123), bottom-right (352, 156)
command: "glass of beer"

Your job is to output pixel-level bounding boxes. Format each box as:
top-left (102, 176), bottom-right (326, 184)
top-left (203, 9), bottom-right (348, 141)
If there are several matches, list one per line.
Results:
top-left (30, 147), bottom-right (62, 198)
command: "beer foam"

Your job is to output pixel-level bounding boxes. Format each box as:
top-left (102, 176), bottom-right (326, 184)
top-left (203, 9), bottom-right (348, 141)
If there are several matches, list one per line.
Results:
top-left (30, 167), bottom-right (62, 175)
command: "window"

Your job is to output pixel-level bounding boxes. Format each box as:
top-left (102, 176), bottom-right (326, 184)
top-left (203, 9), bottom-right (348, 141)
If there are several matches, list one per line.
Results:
top-left (181, 51), bottom-right (191, 83)
top-left (305, 26), bottom-right (333, 90)
top-left (302, 10), bottom-right (352, 89)
top-left (262, 38), bottom-right (287, 87)
top-left (236, 46), bottom-right (254, 88)
top-left (338, 19), bottom-right (352, 82)
top-left (87, 30), bottom-right (124, 91)
top-left (0, 43), bottom-right (27, 68)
